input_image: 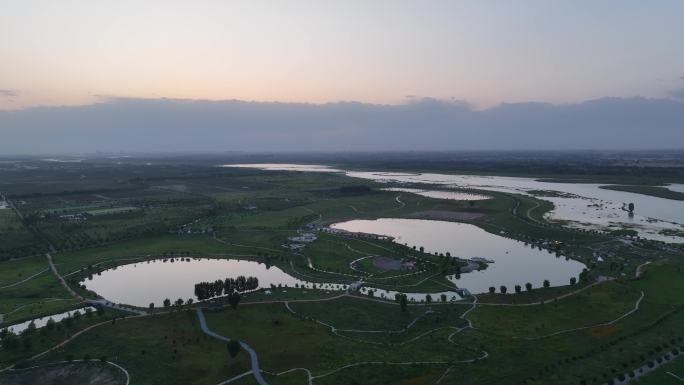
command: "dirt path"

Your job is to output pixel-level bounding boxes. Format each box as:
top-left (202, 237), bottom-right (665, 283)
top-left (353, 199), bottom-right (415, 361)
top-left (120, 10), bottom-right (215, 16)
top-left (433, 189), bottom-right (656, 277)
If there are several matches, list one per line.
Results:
top-left (46, 253), bottom-right (83, 301)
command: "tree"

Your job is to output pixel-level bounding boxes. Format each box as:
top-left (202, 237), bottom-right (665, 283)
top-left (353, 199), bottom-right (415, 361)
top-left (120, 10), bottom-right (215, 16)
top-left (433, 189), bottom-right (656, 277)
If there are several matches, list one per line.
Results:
top-left (525, 282), bottom-right (533, 291)
top-left (228, 292), bottom-right (241, 310)
top-left (149, 303), bottom-right (155, 311)
top-left (579, 268), bottom-right (589, 282)
top-left (543, 280), bottom-right (550, 288)
top-left (440, 293), bottom-right (447, 302)
top-left (489, 286), bottom-right (495, 294)
top-left (227, 340), bottom-right (241, 358)
top-left (500, 285), bottom-right (507, 294)
top-left (163, 298), bottom-right (171, 308)
top-left (515, 285), bottom-right (522, 294)
top-left (175, 298), bottom-right (184, 310)
top-left (399, 294), bottom-right (408, 312)
top-left (425, 294), bottom-right (432, 303)
top-left (570, 277), bottom-right (577, 285)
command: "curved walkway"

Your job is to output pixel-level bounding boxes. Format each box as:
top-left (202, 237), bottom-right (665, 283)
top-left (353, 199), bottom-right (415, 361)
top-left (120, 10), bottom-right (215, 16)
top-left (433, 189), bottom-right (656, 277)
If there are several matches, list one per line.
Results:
top-left (391, 194), bottom-right (406, 210)
top-left (196, 308), bottom-right (269, 385)
top-left (0, 268), bottom-right (49, 290)
top-left (524, 290), bottom-right (645, 340)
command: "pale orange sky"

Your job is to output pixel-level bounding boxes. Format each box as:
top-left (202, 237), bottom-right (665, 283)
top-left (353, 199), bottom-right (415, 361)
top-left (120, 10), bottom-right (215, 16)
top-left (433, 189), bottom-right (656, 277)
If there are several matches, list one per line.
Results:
top-left (1, 0), bottom-right (683, 110)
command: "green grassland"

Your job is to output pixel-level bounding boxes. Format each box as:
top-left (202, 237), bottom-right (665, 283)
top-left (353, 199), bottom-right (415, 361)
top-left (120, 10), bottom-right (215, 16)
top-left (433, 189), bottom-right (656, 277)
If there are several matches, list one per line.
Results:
top-left (470, 280), bottom-right (642, 338)
top-left (0, 209), bottom-right (44, 260)
top-left (20, 262), bottom-right (680, 385)
top-left (32, 311), bottom-right (247, 385)
top-left (1, 161), bottom-right (683, 385)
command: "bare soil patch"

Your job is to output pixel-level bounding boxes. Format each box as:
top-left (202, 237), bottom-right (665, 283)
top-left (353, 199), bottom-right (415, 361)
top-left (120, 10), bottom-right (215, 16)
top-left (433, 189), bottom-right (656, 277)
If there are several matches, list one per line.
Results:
top-left (408, 210), bottom-right (485, 221)
top-left (0, 362), bottom-right (124, 385)
top-left (373, 256), bottom-right (403, 271)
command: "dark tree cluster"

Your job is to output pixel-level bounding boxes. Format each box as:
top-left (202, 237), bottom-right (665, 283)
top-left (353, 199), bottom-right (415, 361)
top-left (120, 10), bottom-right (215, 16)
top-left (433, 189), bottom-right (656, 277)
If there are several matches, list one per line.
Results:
top-left (194, 276), bottom-right (259, 301)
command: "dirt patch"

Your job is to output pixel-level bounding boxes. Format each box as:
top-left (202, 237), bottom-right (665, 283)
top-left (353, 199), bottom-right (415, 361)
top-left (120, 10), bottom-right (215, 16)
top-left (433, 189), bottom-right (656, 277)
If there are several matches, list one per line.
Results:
top-left (588, 324), bottom-right (616, 340)
top-left (153, 184), bottom-right (189, 193)
top-left (373, 256), bottom-right (403, 271)
top-left (408, 210), bottom-right (485, 221)
top-left (0, 362), bottom-right (125, 385)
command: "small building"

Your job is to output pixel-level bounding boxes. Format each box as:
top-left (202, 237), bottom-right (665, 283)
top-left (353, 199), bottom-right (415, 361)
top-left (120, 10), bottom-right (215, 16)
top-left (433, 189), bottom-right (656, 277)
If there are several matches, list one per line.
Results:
top-left (59, 213), bottom-right (87, 222)
top-left (347, 281), bottom-right (364, 293)
top-left (288, 233), bottom-right (317, 243)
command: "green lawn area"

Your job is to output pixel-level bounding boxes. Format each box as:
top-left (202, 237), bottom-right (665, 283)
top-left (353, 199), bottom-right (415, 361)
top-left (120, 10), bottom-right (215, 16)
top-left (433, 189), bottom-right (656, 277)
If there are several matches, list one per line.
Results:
top-left (287, 296), bottom-right (434, 331)
top-left (203, 303), bottom-right (479, 380)
top-left (0, 209), bottom-right (43, 260)
top-left (0, 273), bottom-right (77, 325)
top-left (0, 307), bottom-right (124, 365)
top-left (0, 255), bottom-right (48, 287)
top-left (470, 280), bottom-right (642, 338)
top-left (35, 311), bottom-right (244, 385)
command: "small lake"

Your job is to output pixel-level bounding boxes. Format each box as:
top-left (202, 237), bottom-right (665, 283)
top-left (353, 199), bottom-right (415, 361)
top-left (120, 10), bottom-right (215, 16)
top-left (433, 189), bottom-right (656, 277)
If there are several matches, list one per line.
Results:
top-left (82, 258), bottom-right (456, 307)
top-left (2, 307), bottom-right (96, 335)
top-left (331, 218), bottom-right (586, 294)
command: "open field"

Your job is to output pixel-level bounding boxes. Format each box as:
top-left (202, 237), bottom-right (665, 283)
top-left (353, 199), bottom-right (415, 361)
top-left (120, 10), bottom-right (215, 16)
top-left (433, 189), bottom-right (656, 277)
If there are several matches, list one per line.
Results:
top-left (1, 159), bottom-right (683, 384)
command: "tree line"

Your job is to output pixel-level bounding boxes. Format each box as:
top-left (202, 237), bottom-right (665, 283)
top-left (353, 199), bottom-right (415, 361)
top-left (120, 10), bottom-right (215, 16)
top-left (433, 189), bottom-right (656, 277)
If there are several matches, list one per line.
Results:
top-left (194, 275), bottom-right (259, 301)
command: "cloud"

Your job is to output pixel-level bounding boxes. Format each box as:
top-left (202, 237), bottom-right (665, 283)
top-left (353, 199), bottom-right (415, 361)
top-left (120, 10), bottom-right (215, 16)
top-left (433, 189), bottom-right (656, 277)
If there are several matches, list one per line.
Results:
top-left (0, 96), bottom-right (682, 154)
top-left (0, 89), bottom-right (18, 98)
top-left (670, 87), bottom-right (684, 100)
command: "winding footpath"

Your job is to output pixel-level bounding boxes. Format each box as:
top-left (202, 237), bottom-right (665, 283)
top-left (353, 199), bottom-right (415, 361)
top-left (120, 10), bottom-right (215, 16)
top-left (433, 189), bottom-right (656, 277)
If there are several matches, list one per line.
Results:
top-left (46, 253), bottom-right (83, 301)
top-left (0, 268), bottom-right (49, 290)
top-left (523, 290), bottom-right (645, 340)
top-left (196, 308), bottom-right (269, 385)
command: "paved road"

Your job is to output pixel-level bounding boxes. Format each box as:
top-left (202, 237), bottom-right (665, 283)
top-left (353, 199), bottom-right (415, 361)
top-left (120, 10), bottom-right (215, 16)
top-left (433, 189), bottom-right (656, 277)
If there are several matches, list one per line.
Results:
top-left (196, 308), bottom-right (269, 385)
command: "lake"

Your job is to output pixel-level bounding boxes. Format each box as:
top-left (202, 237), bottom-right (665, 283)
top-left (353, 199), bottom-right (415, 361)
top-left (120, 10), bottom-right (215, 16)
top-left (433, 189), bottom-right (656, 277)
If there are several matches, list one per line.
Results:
top-left (223, 164), bottom-right (684, 242)
top-left (331, 218), bottom-right (586, 294)
top-left (82, 258), bottom-right (457, 306)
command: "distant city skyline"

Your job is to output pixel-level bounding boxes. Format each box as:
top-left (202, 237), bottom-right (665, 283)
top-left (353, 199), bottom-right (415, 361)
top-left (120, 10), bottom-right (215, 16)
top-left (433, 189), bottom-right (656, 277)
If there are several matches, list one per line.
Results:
top-left (2, 0), bottom-right (684, 110)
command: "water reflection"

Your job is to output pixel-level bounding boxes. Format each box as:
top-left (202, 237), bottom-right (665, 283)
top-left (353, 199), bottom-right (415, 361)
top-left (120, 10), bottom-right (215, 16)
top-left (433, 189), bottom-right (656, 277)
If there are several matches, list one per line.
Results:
top-left (2, 307), bottom-right (96, 335)
top-left (83, 258), bottom-right (456, 307)
top-left (331, 218), bottom-right (585, 294)
top-left (381, 187), bottom-right (491, 201)
top-left (223, 164), bottom-right (684, 242)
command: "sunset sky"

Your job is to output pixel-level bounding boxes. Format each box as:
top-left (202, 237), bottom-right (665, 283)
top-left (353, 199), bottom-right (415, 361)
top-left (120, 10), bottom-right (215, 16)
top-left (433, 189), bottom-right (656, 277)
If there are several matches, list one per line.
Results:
top-left (2, 0), bottom-right (684, 110)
